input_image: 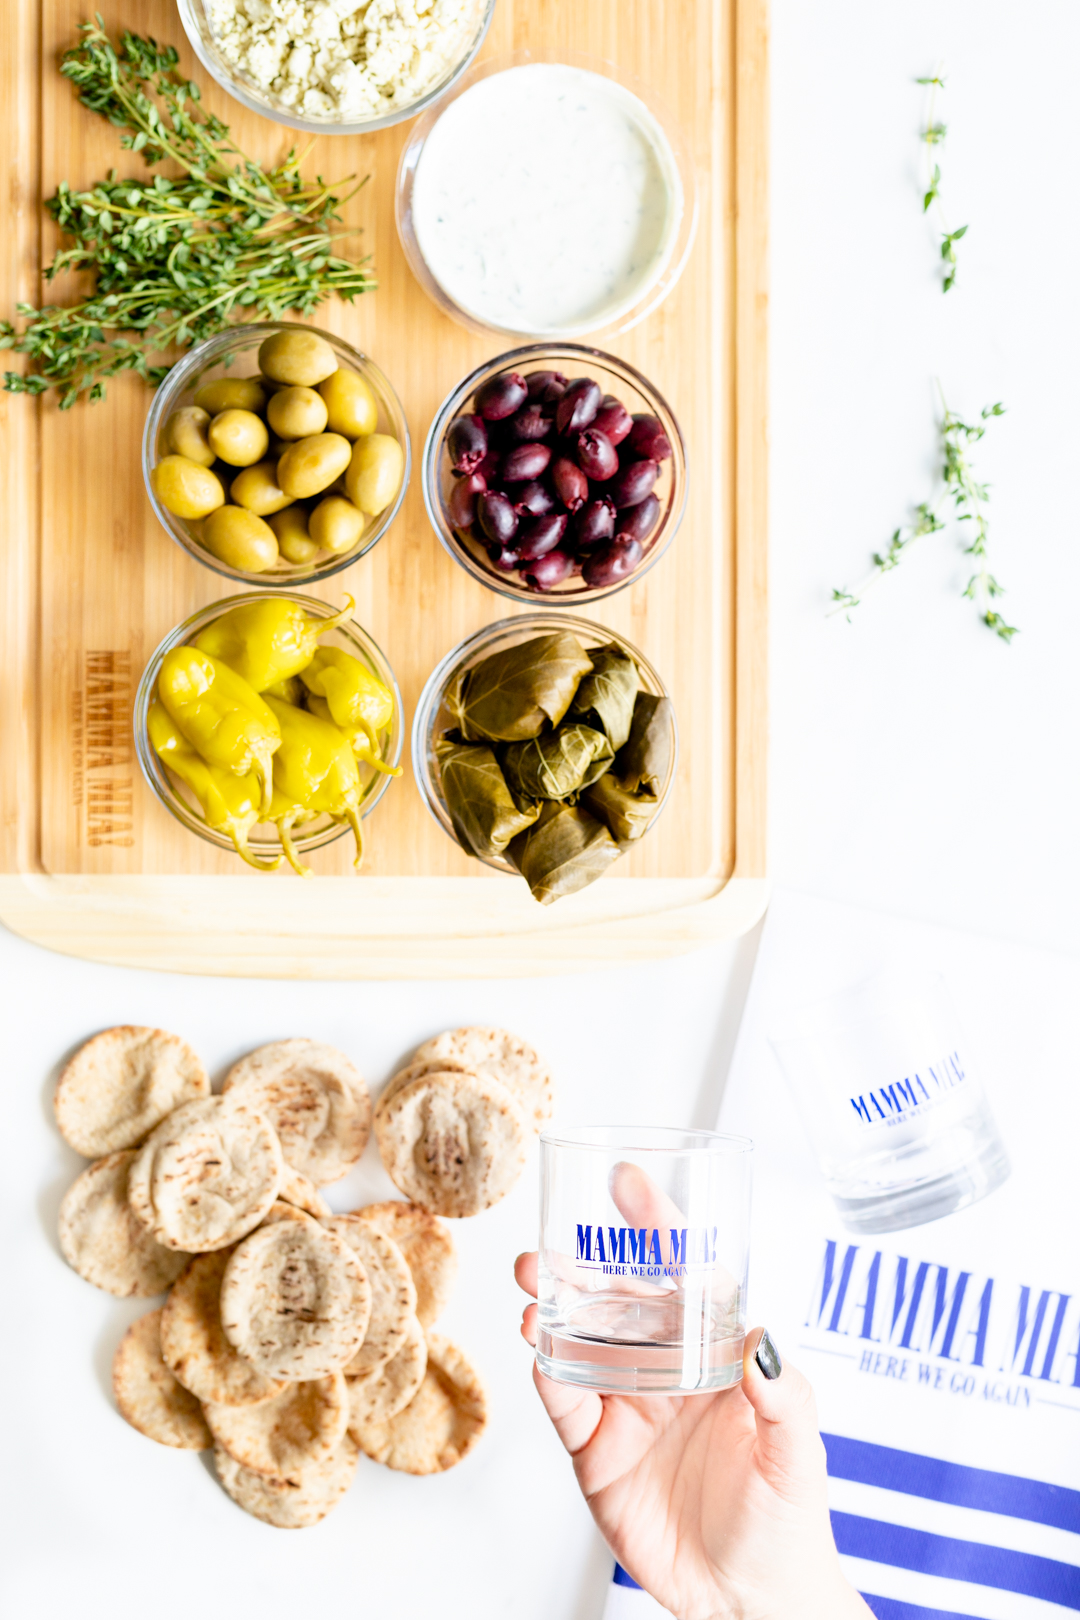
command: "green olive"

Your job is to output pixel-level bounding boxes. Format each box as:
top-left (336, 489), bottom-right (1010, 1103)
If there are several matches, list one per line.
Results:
top-left (309, 495), bottom-right (366, 555)
top-left (345, 432), bottom-right (404, 516)
top-left (165, 406), bottom-right (215, 467)
top-left (207, 408), bottom-right (270, 467)
top-left (257, 330), bottom-right (338, 388)
top-left (202, 505), bottom-right (280, 572)
top-left (318, 367), bottom-right (378, 439)
top-left (277, 432), bottom-right (352, 499)
top-left (230, 460), bottom-right (292, 516)
top-left (268, 505), bottom-right (320, 566)
top-left (193, 376), bottom-right (267, 414)
top-left (267, 385), bottom-right (329, 441)
top-left (151, 455), bottom-right (225, 520)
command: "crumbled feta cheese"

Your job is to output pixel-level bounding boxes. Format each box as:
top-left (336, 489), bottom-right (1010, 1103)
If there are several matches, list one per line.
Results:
top-left (207, 0), bottom-right (483, 122)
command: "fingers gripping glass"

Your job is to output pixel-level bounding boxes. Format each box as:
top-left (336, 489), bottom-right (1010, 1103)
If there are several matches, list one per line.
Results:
top-left (537, 1128), bottom-right (753, 1395)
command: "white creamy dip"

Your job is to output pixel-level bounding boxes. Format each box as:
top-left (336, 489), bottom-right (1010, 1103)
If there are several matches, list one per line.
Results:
top-left (409, 63), bottom-right (683, 335)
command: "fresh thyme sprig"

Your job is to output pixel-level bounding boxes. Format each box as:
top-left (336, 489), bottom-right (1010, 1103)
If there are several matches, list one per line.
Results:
top-left (917, 71), bottom-right (967, 292)
top-left (830, 394), bottom-right (1018, 641)
top-left (0, 19), bottom-right (375, 406)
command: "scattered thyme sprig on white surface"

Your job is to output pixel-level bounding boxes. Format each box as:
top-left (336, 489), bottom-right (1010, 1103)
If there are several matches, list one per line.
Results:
top-left (917, 71), bottom-right (967, 292)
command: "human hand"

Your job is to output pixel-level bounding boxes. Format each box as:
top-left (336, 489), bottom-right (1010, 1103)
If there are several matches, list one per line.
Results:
top-left (516, 1252), bottom-right (872, 1620)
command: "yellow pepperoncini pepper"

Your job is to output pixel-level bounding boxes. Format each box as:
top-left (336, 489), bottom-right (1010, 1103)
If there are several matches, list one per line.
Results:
top-left (157, 645), bottom-right (280, 814)
top-left (193, 597), bottom-right (355, 692)
top-left (299, 647), bottom-right (400, 777)
top-left (265, 696), bottom-right (367, 873)
top-left (148, 700), bottom-right (280, 871)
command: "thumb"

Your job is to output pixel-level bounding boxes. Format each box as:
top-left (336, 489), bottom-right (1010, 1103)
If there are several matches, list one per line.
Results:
top-left (740, 1328), bottom-right (828, 1496)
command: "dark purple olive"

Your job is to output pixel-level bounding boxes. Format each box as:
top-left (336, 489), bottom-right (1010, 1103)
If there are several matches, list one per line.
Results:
top-left (582, 536), bottom-right (644, 588)
top-left (627, 413), bottom-right (673, 462)
top-left (477, 490), bottom-right (518, 545)
top-left (512, 479), bottom-right (556, 517)
top-left (610, 458), bottom-right (659, 509)
top-left (486, 541), bottom-right (522, 573)
top-left (555, 377), bottom-right (602, 435)
top-left (501, 442), bottom-right (552, 483)
top-left (573, 496), bottom-right (616, 550)
top-left (517, 511), bottom-right (568, 561)
top-left (593, 395), bottom-right (633, 446)
top-left (446, 472), bottom-right (486, 529)
top-left (523, 548), bottom-right (574, 591)
top-left (575, 428), bottom-right (619, 481)
top-left (508, 402), bottom-right (553, 443)
top-left (447, 414), bottom-right (487, 475)
top-left (551, 456), bottom-right (589, 512)
top-left (525, 369), bottom-right (567, 403)
top-left (475, 371), bottom-right (528, 421)
top-left (473, 448), bottom-right (502, 484)
top-left (615, 492), bottom-right (661, 543)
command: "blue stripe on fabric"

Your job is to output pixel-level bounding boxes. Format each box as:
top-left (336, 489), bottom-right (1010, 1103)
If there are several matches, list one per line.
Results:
top-left (861, 1595), bottom-right (985, 1620)
top-left (612, 1564), bottom-right (641, 1590)
top-left (831, 1512), bottom-right (1080, 1609)
top-left (823, 1433), bottom-right (1080, 1533)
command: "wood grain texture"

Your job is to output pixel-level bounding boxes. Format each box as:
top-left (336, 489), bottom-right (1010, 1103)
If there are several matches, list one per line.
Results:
top-left (0, 0), bottom-right (769, 974)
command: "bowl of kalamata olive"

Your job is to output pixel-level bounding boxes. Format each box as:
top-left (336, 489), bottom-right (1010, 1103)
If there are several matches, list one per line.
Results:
top-left (422, 344), bottom-right (687, 603)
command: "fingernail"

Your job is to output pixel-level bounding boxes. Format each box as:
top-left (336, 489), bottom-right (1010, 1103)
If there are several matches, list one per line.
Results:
top-left (755, 1329), bottom-right (782, 1380)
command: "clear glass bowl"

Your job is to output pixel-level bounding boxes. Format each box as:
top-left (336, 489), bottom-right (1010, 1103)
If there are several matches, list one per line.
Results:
top-left (143, 323), bottom-right (410, 587)
top-left (412, 613), bottom-right (678, 876)
top-left (177, 0), bottom-right (496, 135)
top-left (134, 593), bottom-right (402, 868)
top-left (422, 343), bottom-right (687, 605)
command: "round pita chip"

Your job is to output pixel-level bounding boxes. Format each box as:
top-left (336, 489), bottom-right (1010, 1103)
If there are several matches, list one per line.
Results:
top-left (214, 1437), bottom-right (358, 1529)
top-left (221, 1216), bottom-right (371, 1381)
top-left (374, 1057), bottom-right (478, 1126)
top-left (204, 1372), bottom-right (348, 1483)
top-left (160, 1249), bottom-right (288, 1407)
top-left (353, 1202), bottom-right (457, 1328)
top-left (353, 1334), bottom-right (486, 1475)
top-left (346, 1316), bottom-right (427, 1430)
top-left (278, 1165), bottom-right (331, 1219)
top-left (54, 1026), bottom-right (209, 1158)
top-left (222, 1039), bottom-right (370, 1186)
top-left (374, 1070), bottom-right (528, 1218)
top-left (324, 1216), bottom-right (416, 1376)
top-left (112, 1308), bottom-right (211, 1450)
top-left (58, 1151), bottom-right (190, 1297)
top-left (128, 1096), bottom-right (283, 1252)
top-left (413, 1027), bottom-right (553, 1133)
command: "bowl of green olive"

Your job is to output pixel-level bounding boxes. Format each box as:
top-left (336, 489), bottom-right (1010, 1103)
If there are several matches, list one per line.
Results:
top-left (142, 323), bottom-right (410, 585)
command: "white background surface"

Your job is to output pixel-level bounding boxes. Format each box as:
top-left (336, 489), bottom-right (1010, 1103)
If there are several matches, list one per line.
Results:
top-left (3, 1), bottom-right (1079, 1615)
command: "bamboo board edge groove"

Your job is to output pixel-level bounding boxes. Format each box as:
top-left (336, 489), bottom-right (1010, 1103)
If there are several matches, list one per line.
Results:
top-left (0, 0), bottom-right (769, 978)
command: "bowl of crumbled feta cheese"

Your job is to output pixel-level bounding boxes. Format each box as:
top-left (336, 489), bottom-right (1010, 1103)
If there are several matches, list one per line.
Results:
top-left (178, 0), bottom-right (496, 133)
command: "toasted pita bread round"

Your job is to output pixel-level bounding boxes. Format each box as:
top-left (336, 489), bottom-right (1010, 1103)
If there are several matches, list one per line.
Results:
top-left (214, 1437), bottom-right (358, 1528)
top-left (112, 1308), bottom-right (211, 1449)
top-left (127, 1096), bottom-right (283, 1252)
top-left (374, 1070), bottom-right (527, 1218)
top-left (54, 1026), bottom-right (209, 1158)
top-left (278, 1165), bottom-right (331, 1219)
top-left (204, 1372), bottom-right (348, 1482)
top-left (374, 1057), bottom-right (477, 1125)
top-left (222, 1039), bottom-right (370, 1186)
top-left (323, 1216), bottom-right (416, 1376)
top-left (353, 1202), bottom-right (457, 1328)
top-left (58, 1151), bottom-right (190, 1297)
top-left (413, 1027), bottom-right (553, 1133)
top-left (160, 1249), bottom-right (288, 1407)
top-left (353, 1334), bottom-right (486, 1475)
top-left (220, 1216), bottom-right (371, 1380)
top-left (346, 1315), bottom-right (427, 1430)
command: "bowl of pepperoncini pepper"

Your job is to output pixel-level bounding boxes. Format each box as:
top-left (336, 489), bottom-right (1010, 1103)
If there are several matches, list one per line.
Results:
top-left (134, 593), bottom-right (402, 874)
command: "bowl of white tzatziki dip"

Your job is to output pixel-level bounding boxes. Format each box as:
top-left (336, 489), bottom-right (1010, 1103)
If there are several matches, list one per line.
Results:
top-left (397, 55), bottom-right (695, 338)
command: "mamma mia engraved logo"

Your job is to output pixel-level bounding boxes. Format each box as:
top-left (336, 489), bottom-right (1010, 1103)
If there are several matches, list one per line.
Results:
top-left (849, 1049), bottom-right (967, 1128)
top-left (575, 1224), bottom-right (718, 1278)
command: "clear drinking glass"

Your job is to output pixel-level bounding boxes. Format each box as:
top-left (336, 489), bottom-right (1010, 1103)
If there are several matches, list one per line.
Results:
top-left (769, 971), bottom-right (1011, 1235)
top-left (537, 1127), bottom-right (752, 1396)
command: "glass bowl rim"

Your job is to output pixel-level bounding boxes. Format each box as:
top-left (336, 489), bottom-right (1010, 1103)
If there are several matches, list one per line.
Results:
top-left (421, 340), bottom-right (688, 607)
top-left (134, 589), bottom-right (403, 860)
top-left (142, 321), bottom-right (412, 588)
top-left (538, 1126), bottom-right (754, 1155)
top-left (176, 0), bottom-right (497, 136)
top-left (411, 609), bottom-right (679, 876)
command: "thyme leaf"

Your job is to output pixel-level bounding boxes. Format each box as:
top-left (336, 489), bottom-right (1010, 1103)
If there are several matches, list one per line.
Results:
top-left (918, 70), bottom-right (966, 292)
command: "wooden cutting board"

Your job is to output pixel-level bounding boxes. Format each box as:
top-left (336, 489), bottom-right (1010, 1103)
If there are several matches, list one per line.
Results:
top-left (0, 0), bottom-right (769, 977)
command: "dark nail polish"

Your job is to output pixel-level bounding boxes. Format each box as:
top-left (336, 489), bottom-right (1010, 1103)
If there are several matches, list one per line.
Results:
top-left (755, 1330), bottom-right (782, 1380)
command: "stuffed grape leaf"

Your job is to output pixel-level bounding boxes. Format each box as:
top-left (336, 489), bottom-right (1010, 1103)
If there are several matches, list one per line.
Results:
top-left (615, 693), bottom-right (674, 795)
top-left (581, 773), bottom-right (658, 845)
top-left (565, 643), bottom-right (640, 752)
top-left (446, 633), bottom-right (593, 743)
top-left (506, 800), bottom-right (623, 905)
top-left (435, 736), bottom-right (540, 859)
top-left (501, 723), bottom-right (614, 802)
